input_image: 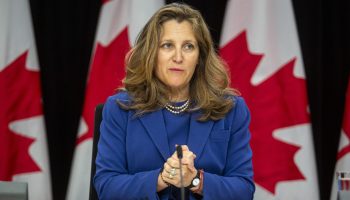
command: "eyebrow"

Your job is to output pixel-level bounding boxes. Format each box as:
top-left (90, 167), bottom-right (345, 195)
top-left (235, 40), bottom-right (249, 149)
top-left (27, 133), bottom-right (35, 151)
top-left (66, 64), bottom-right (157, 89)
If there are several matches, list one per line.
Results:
top-left (160, 39), bottom-right (197, 44)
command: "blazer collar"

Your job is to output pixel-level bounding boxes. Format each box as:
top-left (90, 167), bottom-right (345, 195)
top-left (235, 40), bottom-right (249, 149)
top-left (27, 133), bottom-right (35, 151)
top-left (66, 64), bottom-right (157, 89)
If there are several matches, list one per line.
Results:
top-left (187, 111), bottom-right (214, 160)
top-left (138, 109), bottom-right (170, 161)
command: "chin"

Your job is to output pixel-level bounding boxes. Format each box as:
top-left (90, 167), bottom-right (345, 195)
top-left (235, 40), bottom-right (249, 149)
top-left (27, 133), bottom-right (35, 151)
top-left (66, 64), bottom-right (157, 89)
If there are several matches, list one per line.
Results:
top-left (167, 83), bottom-right (186, 88)
top-left (165, 81), bottom-right (183, 87)
top-left (162, 78), bottom-right (189, 91)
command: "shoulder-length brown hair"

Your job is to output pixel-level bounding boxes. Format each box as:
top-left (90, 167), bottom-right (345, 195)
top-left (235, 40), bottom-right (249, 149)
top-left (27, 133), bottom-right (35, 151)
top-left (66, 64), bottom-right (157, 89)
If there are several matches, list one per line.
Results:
top-left (119, 3), bottom-right (237, 121)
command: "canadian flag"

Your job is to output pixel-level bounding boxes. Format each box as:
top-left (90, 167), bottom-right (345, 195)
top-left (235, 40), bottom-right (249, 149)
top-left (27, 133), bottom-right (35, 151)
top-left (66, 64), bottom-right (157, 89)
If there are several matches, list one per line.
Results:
top-left (220, 0), bottom-right (319, 199)
top-left (66, 0), bottom-right (164, 199)
top-left (0, 0), bottom-right (52, 200)
top-left (331, 78), bottom-right (350, 200)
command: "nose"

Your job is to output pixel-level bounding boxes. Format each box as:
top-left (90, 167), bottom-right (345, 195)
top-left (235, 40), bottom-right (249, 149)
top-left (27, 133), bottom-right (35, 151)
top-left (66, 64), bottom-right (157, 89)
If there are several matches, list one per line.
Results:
top-left (172, 48), bottom-right (183, 64)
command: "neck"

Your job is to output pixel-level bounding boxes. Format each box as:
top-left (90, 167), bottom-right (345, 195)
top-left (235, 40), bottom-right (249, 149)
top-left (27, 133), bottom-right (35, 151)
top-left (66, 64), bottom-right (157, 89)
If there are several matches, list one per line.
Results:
top-left (169, 88), bottom-right (189, 102)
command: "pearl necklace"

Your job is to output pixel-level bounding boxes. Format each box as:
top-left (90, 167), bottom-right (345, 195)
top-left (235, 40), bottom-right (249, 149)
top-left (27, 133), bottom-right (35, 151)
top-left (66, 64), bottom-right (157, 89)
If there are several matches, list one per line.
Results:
top-left (165, 99), bottom-right (190, 114)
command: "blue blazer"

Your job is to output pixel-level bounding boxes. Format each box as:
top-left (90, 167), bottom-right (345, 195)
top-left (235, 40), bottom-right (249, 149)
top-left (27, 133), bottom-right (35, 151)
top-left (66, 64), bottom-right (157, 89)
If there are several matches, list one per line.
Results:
top-left (94, 92), bottom-right (255, 200)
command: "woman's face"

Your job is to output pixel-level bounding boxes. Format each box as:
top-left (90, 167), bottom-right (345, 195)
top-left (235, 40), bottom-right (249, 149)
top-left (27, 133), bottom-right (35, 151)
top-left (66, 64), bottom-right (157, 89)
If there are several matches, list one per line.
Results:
top-left (156, 19), bottom-right (199, 96)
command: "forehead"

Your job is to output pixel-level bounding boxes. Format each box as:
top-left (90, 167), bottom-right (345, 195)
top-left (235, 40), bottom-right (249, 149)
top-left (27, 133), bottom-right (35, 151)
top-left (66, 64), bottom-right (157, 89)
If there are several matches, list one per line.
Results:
top-left (159, 19), bottom-right (197, 41)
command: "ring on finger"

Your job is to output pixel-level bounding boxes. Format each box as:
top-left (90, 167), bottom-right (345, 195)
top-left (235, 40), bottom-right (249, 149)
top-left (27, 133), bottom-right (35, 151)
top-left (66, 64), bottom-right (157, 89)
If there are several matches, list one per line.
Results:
top-left (170, 168), bottom-right (176, 176)
top-left (168, 173), bottom-right (174, 179)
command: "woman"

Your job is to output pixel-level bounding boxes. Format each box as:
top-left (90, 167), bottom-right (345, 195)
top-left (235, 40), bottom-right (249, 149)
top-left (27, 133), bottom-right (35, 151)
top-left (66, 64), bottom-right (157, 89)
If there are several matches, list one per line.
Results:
top-left (94, 3), bottom-right (254, 200)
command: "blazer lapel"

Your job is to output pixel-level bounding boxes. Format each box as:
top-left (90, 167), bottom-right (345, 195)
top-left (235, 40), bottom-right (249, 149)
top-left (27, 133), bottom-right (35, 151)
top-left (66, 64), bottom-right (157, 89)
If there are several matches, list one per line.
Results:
top-left (187, 112), bottom-right (214, 160)
top-left (138, 110), bottom-right (170, 161)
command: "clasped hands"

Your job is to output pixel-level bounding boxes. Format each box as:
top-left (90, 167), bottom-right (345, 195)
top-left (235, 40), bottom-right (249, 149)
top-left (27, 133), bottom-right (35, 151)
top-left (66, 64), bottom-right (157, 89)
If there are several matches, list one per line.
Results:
top-left (158, 145), bottom-right (197, 190)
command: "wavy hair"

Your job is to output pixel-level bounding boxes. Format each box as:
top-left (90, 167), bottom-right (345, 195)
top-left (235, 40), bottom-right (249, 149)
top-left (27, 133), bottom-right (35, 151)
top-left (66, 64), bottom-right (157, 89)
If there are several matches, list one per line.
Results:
top-left (119, 3), bottom-right (237, 121)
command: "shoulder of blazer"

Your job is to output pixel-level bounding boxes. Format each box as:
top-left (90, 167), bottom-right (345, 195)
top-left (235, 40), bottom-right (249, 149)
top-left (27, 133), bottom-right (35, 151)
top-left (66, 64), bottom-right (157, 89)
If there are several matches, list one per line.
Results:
top-left (112, 91), bottom-right (132, 103)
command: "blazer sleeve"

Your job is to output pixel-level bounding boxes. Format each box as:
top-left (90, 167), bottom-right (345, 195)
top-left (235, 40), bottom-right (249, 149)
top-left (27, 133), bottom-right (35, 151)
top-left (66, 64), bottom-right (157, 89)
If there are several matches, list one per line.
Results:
top-left (202, 97), bottom-right (255, 200)
top-left (93, 96), bottom-right (161, 200)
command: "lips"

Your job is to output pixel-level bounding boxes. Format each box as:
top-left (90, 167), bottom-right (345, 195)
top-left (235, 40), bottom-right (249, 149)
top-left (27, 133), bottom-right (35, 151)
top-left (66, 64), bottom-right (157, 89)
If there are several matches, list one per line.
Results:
top-left (169, 67), bottom-right (184, 72)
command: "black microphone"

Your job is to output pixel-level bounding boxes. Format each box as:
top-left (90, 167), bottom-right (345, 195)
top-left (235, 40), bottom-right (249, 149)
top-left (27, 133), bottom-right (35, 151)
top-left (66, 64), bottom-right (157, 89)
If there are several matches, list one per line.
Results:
top-left (176, 145), bottom-right (185, 200)
top-left (176, 145), bottom-right (183, 159)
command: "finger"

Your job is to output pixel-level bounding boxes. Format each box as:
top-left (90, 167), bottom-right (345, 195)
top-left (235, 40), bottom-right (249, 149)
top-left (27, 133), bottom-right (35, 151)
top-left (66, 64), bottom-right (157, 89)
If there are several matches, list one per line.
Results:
top-left (180, 152), bottom-right (196, 166)
top-left (181, 165), bottom-right (194, 176)
top-left (165, 161), bottom-right (188, 177)
top-left (164, 163), bottom-right (180, 176)
top-left (181, 157), bottom-right (194, 166)
top-left (170, 154), bottom-right (195, 167)
top-left (180, 145), bottom-right (189, 151)
top-left (166, 157), bottom-right (180, 168)
top-left (163, 162), bottom-right (172, 173)
top-left (172, 145), bottom-right (195, 159)
top-left (170, 152), bottom-right (179, 159)
top-left (178, 167), bottom-right (197, 186)
top-left (162, 168), bottom-right (175, 181)
top-left (180, 160), bottom-right (196, 173)
top-left (179, 155), bottom-right (196, 173)
top-left (170, 149), bottom-right (183, 159)
top-left (187, 164), bottom-right (196, 173)
top-left (162, 168), bottom-right (181, 186)
top-left (183, 151), bottom-right (196, 160)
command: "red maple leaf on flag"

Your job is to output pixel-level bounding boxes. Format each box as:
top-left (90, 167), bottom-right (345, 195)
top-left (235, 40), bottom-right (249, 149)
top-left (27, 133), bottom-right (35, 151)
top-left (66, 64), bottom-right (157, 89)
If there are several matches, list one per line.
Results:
top-left (220, 31), bottom-right (309, 193)
top-left (76, 28), bottom-right (130, 145)
top-left (337, 79), bottom-right (350, 160)
top-left (0, 51), bottom-right (42, 180)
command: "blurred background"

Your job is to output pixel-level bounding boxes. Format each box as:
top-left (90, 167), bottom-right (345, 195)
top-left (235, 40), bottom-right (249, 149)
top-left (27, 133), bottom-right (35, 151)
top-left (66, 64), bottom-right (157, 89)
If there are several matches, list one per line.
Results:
top-left (2, 0), bottom-right (349, 199)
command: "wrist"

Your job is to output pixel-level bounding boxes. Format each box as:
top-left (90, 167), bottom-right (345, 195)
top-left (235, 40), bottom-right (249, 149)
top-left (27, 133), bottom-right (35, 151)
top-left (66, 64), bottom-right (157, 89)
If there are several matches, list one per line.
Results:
top-left (190, 169), bottom-right (204, 194)
top-left (157, 168), bottom-right (169, 192)
top-left (186, 169), bottom-right (200, 189)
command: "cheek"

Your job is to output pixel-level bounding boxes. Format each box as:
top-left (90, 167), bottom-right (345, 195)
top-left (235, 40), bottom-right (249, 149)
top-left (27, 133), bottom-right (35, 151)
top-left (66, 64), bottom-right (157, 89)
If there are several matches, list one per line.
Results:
top-left (189, 56), bottom-right (199, 73)
top-left (154, 65), bottom-right (162, 80)
top-left (188, 66), bottom-right (197, 80)
top-left (155, 61), bottom-right (168, 82)
top-left (156, 53), bottom-right (168, 71)
top-left (155, 54), bottom-right (163, 76)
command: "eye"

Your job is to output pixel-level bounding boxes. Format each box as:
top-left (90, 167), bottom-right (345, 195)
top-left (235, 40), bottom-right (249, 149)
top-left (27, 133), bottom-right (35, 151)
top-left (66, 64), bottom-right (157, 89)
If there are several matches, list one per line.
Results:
top-left (160, 42), bottom-right (173, 49)
top-left (183, 43), bottom-right (195, 51)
